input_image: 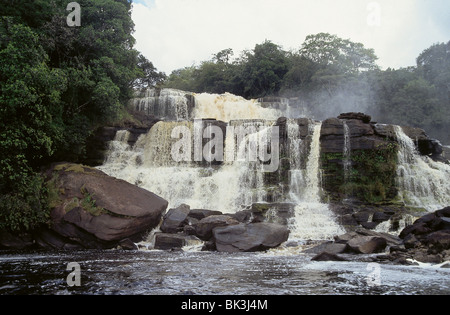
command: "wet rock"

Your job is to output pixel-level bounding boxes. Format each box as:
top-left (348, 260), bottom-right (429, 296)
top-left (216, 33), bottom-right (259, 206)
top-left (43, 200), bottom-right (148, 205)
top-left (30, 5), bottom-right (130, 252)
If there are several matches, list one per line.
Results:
top-left (347, 236), bottom-right (387, 254)
top-left (154, 233), bottom-right (187, 250)
top-left (304, 241), bottom-right (348, 255)
top-left (195, 215), bottom-right (240, 241)
top-left (188, 209), bottom-right (223, 221)
top-left (160, 204), bottom-right (191, 234)
top-left (311, 252), bottom-right (349, 262)
top-left (0, 231), bottom-right (35, 250)
top-left (388, 207), bottom-right (450, 264)
top-left (213, 223), bottom-right (290, 253)
top-left (119, 238), bottom-right (138, 251)
top-left (40, 163), bottom-right (168, 249)
top-left (338, 112), bottom-right (372, 123)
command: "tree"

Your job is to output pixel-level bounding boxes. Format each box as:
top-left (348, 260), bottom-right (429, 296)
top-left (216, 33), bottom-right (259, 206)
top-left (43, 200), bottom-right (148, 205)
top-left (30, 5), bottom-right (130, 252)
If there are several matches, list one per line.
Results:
top-left (240, 40), bottom-right (289, 98)
top-left (300, 33), bottom-right (379, 74)
top-left (0, 24), bottom-right (66, 230)
top-left (416, 41), bottom-right (450, 103)
top-left (134, 53), bottom-right (167, 89)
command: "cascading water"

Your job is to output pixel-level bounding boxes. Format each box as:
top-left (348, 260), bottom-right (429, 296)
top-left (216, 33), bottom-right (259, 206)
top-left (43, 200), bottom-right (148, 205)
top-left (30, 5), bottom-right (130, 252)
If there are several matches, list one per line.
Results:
top-left (100, 91), bottom-right (345, 241)
top-left (131, 88), bottom-right (194, 121)
top-left (342, 121), bottom-right (352, 183)
top-left (287, 123), bottom-right (345, 241)
top-left (193, 92), bottom-right (282, 121)
top-left (394, 126), bottom-right (450, 211)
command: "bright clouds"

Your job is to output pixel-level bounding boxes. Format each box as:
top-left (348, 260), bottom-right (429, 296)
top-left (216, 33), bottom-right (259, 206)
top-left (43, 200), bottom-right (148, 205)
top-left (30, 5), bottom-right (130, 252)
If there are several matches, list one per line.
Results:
top-left (131, 0), bottom-right (450, 74)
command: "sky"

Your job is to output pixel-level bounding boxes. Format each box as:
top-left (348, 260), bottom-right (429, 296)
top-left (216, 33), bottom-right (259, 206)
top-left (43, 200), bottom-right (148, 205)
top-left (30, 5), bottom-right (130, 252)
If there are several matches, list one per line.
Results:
top-left (131, 0), bottom-right (450, 74)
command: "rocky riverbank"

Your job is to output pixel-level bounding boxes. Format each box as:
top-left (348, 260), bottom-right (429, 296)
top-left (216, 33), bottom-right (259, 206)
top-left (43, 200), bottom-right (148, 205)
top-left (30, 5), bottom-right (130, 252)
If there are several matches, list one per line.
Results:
top-left (309, 207), bottom-right (450, 266)
top-left (154, 203), bottom-right (290, 252)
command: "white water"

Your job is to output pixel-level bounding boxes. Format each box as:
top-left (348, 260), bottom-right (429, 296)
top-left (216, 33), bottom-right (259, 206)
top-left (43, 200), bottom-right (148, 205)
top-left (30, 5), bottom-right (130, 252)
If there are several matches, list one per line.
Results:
top-left (131, 88), bottom-right (193, 120)
top-left (193, 92), bottom-right (282, 122)
top-left (343, 121), bottom-right (352, 183)
top-left (288, 123), bottom-right (345, 241)
top-left (395, 126), bottom-right (450, 211)
top-left (99, 92), bottom-right (345, 241)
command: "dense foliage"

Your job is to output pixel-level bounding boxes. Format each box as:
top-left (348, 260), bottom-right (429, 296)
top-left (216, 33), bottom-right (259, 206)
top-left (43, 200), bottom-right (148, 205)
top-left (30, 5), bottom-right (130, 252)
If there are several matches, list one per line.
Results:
top-left (164, 34), bottom-right (450, 144)
top-left (0, 0), bottom-right (152, 231)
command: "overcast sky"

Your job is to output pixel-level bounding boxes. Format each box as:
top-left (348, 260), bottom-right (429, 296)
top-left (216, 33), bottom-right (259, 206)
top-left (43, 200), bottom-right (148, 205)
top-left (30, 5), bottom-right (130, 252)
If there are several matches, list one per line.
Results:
top-left (131, 0), bottom-right (450, 74)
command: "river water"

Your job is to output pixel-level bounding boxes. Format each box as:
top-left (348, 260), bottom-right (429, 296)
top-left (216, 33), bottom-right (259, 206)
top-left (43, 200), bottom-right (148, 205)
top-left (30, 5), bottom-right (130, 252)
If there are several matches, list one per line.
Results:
top-left (1, 248), bottom-right (449, 295)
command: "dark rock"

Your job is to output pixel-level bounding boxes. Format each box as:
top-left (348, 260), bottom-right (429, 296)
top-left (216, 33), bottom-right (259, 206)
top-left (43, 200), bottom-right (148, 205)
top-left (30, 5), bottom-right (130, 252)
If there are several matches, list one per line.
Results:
top-left (160, 204), bottom-right (190, 233)
top-left (119, 238), bottom-right (138, 250)
top-left (347, 236), bottom-right (387, 254)
top-left (188, 209), bottom-right (223, 221)
top-left (311, 252), bottom-right (349, 262)
top-left (321, 118), bottom-right (344, 137)
top-left (361, 222), bottom-right (378, 230)
top-left (305, 242), bottom-right (348, 255)
top-left (338, 112), bottom-right (372, 123)
top-left (423, 231), bottom-right (450, 251)
top-left (183, 225), bottom-right (197, 236)
top-left (403, 234), bottom-right (420, 249)
top-left (345, 119), bottom-right (374, 137)
top-left (391, 207), bottom-right (450, 264)
top-left (353, 228), bottom-right (402, 247)
top-left (195, 215), bottom-right (240, 241)
top-left (154, 233), bottom-right (187, 250)
top-left (436, 207), bottom-right (450, 218)
top-left (42, 163), bottom-right (168, 249)
top-left (232, 210), bottom-right (257, 224)
top-left (353, 211), bottom-right (371, 224)
top-left (213, 223), bottom-right (290, 253)
top-left (201, 241), bottom-right (216, 251)
top-left (0, 230), bottom-right (35, 250)
top-left (400, 126), bottom-right (443, 157)
top-left (372, 211), bottom-right (392, 223)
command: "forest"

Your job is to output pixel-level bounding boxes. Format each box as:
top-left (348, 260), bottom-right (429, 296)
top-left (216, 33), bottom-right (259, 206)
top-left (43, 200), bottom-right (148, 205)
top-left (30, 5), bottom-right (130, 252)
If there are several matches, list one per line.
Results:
top-left (0, 0), bottom-right (449, 232)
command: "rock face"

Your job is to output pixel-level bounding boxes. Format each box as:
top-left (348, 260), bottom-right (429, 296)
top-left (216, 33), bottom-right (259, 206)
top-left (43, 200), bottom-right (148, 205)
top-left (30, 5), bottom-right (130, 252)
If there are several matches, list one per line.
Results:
top-left (37, 163), bottom-right (168, 249)
top-left (320, 113), bottom-right (445, 209)
top-left (213, 223), bottom-right (290, 253)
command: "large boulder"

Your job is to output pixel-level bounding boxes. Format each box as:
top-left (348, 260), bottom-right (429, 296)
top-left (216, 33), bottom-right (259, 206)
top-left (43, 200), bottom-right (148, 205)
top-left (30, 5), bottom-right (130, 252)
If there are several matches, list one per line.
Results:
top-left (213, 222), bottom-right (290, 252)
top-left (194, 215), bottom-right (240, 241)
top-left (347, 236), bottom-right (387, 254)
top-left (40, 163), bottom-right (168, 249)
top-left (160, 204), bottom-right (191, 233)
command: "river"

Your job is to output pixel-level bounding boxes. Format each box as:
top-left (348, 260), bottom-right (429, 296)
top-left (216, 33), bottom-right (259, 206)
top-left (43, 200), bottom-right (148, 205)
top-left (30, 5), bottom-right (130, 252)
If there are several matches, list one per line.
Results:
top-left (1, 248), bottom-right (449, 295)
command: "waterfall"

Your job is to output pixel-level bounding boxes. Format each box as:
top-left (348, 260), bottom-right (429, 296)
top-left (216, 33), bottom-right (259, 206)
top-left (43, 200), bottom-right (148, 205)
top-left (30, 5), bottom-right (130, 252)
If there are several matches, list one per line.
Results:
top-left (288, 123), bottom-right (345, 241)
top-left (193, 92), bottom-right (282, 122)
top-left (343, 121), bottom-right (352, 183)
top-left (131, 88), bottom-right (194, 121)
top-left (395, 126), bottom-right (450, 211)
top-left (100, 91), bottom-right (346, 241)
